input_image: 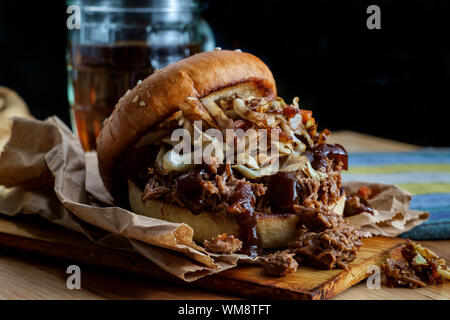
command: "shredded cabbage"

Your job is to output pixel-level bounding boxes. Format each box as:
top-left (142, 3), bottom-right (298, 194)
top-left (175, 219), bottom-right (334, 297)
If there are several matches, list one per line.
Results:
top-left (162, 149), bottom-right (194, 173)
top-left (137, 95), bottom-right (327, 182)
top-left (232, 164), bottom-right (276, 179)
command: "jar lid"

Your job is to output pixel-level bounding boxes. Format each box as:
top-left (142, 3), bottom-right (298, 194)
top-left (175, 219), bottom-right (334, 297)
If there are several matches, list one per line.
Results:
top-left (67, 0), bottom-right (200, 12)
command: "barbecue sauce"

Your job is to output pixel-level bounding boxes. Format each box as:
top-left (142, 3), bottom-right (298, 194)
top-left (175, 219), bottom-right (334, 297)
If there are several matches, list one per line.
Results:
top-left (344, 195), bottom-right (374, 216)
top-left (304, 143), bottom-right (348, 170)
top-left (267, 172), bottom-right (300, 210)
top-left (313, 143), bottom-right (348, 170)
top-left (174, 168), bottom-right (261, 256)
top-left (228, 182), bottom-right (260, 257)
top-left (175, 169), bottom-right (207, 214)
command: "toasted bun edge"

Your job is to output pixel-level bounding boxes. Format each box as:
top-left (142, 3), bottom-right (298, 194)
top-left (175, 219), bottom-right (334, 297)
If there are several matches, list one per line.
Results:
top-left (128, 180), bottom-right (345, 248)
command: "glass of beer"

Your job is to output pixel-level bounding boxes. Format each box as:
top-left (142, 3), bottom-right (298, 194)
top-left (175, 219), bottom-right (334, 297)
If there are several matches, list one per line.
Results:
top-left (66, 0), bottom-right (214, 151)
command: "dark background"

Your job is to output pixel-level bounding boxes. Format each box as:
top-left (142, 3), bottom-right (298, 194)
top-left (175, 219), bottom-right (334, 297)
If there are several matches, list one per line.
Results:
top-left (0, 0), bottom-right (449, 146)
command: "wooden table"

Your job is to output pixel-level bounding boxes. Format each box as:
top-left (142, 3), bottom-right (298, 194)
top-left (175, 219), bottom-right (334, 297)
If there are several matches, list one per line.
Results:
top-left (0, 131), bottom-right (448, 300)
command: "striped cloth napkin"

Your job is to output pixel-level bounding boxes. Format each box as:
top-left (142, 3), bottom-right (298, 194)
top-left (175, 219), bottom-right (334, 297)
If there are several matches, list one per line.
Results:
top-left (342, 148), bottom-right (450, 240)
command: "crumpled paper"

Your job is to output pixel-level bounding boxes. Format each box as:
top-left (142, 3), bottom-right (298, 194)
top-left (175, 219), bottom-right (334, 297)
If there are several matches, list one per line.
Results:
top-left (0, 117), bottom-right (429, 281)
top-left (0, 86), bottom-right (32, 150)
top-left (343, 182), bottom-right (429, 237)
top-left (0, 117), bottom-right (247, 281)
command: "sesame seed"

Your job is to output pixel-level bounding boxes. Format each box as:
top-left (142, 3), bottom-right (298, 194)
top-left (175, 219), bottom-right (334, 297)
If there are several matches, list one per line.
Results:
top-left (139, 101), bottom-right (146, 107)
top-left (137, 80), bottom-right (142, 85)
top-left (133, 95), bottom-right (139, 103)
top-left (234, 49), bottom-right (242, 52)
top-left (125, 89), bottom-right (130, 95)
top-left (214, 47), bottom-right (222, 51)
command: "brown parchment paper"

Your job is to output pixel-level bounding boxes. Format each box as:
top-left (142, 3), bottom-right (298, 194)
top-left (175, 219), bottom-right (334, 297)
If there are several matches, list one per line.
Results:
top-left (343, 182), bottom-right (429, 237)
top-left (0, 117), bottom-right (428, 281)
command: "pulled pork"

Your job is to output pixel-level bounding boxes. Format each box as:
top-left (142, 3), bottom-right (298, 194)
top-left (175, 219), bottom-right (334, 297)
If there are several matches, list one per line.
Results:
top-left (204, 234), bottom-right (243, 254)
top-left (142, 168), bottom-right (171, 201)
top-left (142, 157), bottom-right (342, 218)
top-left (381, 240), bottom-right (450, 288)
top-left (401, 240), bottom-right (449, 285)
top-left (260, 204), bottom-right (363, 275)
top-left (381, 259), bottom-right (427, 288)
top-left (261, 250), bottom-right (299, 277)
top-left (344, 186), bottom-right (374, 217)
top-left (292, 215), bottom-right (362, 270)
top-left (293, 203), bottom-right (342, 231)
top-left (143, 164), bottom-right (265, 216)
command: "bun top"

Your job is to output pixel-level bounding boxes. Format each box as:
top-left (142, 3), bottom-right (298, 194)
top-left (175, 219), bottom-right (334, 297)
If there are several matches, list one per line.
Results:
top-left (97, 50), bottom-right (277, 196)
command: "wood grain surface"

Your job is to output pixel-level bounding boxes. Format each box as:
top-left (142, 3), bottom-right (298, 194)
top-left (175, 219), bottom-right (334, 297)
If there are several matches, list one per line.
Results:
top-left (0, 131), bottom-right (448, 300)
top-left (0, 214), bottom-right (410, 299)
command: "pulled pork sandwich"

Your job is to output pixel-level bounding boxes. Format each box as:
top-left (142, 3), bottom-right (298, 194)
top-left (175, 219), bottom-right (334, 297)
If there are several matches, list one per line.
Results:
top-left (97, 49), bottom-right (356, 257)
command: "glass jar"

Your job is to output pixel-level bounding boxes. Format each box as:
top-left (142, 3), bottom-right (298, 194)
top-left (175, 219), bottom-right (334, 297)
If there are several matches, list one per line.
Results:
top-left (66, 0), bottom-right (215, 151)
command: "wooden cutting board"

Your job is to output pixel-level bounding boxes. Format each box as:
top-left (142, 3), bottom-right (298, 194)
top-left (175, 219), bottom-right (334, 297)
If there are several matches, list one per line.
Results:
top-left (0, 214), bottom-right (406, 300)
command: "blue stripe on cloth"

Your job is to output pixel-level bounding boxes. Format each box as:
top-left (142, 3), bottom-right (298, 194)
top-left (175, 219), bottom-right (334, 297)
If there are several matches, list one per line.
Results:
top-left (342, 172), bottom-right (450, 185)
top-left (349, 148), bottom-right (450, 166)
top-left (418, 210), bottom-right (450, 222)
top-left (401, 200), bottom-right (450, 239)
top-left (346, 149), bottom-right (450, 239)
top-left (410, 193), bottom-right (450, 210)
top-left (400, 221), bottom-right (450, 240)
top-left (415, 207), bottom-right (450, 217)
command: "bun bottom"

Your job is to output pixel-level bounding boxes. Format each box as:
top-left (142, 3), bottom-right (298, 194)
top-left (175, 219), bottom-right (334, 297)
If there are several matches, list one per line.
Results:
top-left (129, 180), bottom-right (345, 248)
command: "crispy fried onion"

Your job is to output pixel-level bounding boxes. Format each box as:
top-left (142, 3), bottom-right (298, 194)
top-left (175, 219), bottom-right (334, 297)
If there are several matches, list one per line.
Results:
top-left (277, 117), bottom-right (306, 153)
top-left (233, 153), bottom-right (327, 180)
top-left (144, 94), bottom-right (323, 180)
top-left (201, 98), bottom-right (234, 129)
top-left (233, 98), bottom-right (279, 128)
top-left (179, 97), bottom-right (218, 129)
